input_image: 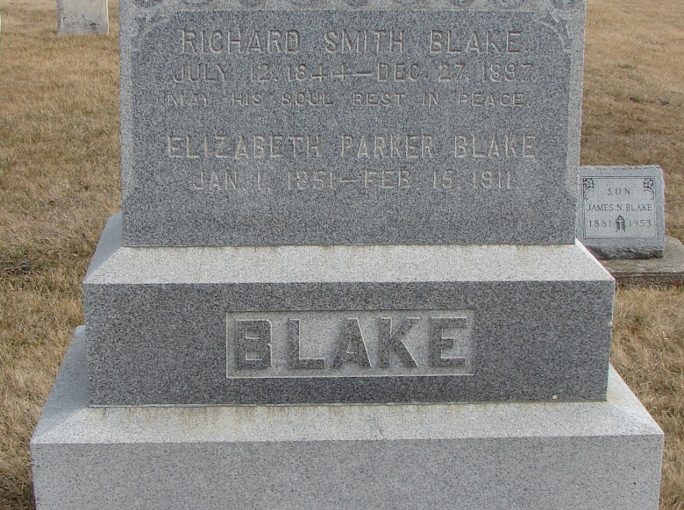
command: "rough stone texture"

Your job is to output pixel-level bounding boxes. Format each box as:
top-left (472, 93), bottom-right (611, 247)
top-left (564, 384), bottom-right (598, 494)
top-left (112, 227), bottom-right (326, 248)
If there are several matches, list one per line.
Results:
top-left (57, 0), bottom-right (109, 35)
top-left (31, 329), bottom-right (663, 510)
top-left (601, 236), bottom-right (684, 287)
top-left (84, 214), bottom-right (614, 405)
top-left (120, 0), bottom-right (586, 247)
top-left (577, 165), bottom-right (665, 259)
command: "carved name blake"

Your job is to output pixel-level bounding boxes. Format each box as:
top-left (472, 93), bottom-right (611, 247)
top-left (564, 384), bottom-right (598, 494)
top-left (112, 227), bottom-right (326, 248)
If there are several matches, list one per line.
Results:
top-left (225, 311), bottom-right (475, 378)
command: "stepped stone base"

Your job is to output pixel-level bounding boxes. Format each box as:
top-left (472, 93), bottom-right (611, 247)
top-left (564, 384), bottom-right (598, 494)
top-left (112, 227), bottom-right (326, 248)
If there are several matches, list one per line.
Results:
top-left (84, 214), bottom-right (615, 406)
top-left (601, 236), bottom-right (684, 287)
top-left (31, 328), bottom-right (663, 510)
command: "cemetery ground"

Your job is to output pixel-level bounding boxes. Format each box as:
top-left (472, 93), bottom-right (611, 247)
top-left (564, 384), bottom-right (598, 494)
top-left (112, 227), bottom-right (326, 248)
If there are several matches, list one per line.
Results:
top-left (0, 0), bottom-right (681, 507)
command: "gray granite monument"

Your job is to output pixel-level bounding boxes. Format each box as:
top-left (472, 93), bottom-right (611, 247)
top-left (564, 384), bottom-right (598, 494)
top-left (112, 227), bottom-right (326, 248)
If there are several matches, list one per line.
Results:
top-left (31, 0), bottom-right (663, 508)
top-left (57, 0), bottom-right (109, 35)
top-left (121, 2), bottom-right (585, 246)
top-left (577, 165), bottom-right (665, 259)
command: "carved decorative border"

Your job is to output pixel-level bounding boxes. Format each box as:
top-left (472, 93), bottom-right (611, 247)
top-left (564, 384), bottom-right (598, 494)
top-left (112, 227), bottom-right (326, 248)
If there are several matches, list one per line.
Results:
top-left (132, 0), bottom-right (581, 10)
top-left (131, 0), bottom-right (579, 49)
top-left (582, 178), bottom-right (594, 200)
top-left (538, 9), bottom-right (571, 50)
top-left (643, 177), bottom-right (655, 199)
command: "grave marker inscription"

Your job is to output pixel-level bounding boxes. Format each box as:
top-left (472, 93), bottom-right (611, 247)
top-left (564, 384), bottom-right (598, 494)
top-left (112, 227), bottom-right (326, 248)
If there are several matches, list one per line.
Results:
top-left (577, 165), bottom-right (665, 258)
top-left (121, 2), bottom-right (583, 246)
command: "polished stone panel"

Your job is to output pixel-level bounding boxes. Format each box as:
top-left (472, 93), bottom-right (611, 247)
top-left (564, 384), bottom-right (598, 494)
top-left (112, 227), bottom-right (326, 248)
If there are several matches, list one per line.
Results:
top-left (120, 0), bottom-right (586, 246)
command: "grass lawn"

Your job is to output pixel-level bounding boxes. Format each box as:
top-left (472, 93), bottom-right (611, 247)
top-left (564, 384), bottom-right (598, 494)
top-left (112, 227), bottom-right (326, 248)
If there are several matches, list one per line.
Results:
top-left (0, 0), bottom-right (682, 508)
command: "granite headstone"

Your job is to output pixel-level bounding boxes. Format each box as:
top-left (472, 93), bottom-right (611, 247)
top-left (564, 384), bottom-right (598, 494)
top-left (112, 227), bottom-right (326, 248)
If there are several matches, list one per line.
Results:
top-left (57, 0), bottom-right (109, 35)
top-left (82, 0), bottom-right (610, 406)
top-left (577, 165), bottom-right (665, 259)
top-left (31, 0), bottom-right (663, 508)
top-left (121, 0), bottom-right (586, 246)
top-left (32, 330), bottom-right (664, 510)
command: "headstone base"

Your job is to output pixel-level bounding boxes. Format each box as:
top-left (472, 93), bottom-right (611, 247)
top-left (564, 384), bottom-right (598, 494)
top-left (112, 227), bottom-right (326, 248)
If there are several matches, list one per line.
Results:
top-left (84, 214), bottom-right (615, 406)
top-left (589, 245), bottom-right (664, 260)
top-left (601, 236), bottom-right (684, 287)
top-left (31, 328), bottom-right (663, 510)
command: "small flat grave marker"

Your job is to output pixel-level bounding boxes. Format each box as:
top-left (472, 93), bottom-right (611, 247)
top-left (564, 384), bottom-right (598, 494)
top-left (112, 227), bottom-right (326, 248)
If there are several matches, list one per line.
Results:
top-left (577, 165), bottom-right (665, 259)
top-left (57, 0), bottom-right (109, 35)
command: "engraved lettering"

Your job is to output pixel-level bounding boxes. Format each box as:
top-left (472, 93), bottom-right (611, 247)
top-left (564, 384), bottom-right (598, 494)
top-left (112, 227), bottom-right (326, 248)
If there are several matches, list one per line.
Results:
top-left (168, 134), bottom-right (321, 160)
top-left (331, 318), bottom-right (371, 369)
top-left (352, 92), bottom-right (407, 107)
top-left (287, 319), bottom-right (325, 370)
top-left (226, 311), bottom-right (475, 378)
top-left (235, 320), bottom-right (272, 370)
top-left (429, 30), bottom-right (523, 54)
top-left (139, 10), bottom-right (574, 243)
top-left (453, 132), bottom-right (536, 159)
top-left (377, 62), bottom-right (420, 81)
top-left (166, 92), bottom-right (208, 108)
top-left (231, 92), bottom-right (263, 106)
top-left (182, 28), bottom-right (299, 54)
top-left (456, 91), bottom-right (526, 107)
top-left (378, 317), bottom-right (419, 368)
top-left (429, 317), bottom-right (467, 368)
top-left (324, 29), bottom-right (405, 54)
top-left (192, 170), bottom-right (243, 191)
top-left (341, 134), bottom-right (435, 159)
top-left (172, 62), bottom-right (229, 83)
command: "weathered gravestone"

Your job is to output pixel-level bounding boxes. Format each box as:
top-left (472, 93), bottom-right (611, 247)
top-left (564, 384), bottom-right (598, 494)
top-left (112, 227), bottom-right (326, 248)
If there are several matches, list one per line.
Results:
top-left (577, 165), bottom-right (665, 259)
top-left (90, 0), bottom-right (603, 406)
top-left (31, 0), bottom-right (663, 508)
top-left (121, 0), bottom-right (586, 246)
top-left (57, 0), bottom-right (109, 35)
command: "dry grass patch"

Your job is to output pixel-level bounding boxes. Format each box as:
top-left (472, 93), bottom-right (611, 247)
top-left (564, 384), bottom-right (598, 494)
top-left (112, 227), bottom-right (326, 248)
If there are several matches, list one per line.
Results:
top-left (612, 287), bottom-right (684, 509)
top-left (582, 0), bottom-right (684, 240)
top-left (0, 0), bottom-right (682, 509)
top-left (0, 1), bottom-right (120, 508)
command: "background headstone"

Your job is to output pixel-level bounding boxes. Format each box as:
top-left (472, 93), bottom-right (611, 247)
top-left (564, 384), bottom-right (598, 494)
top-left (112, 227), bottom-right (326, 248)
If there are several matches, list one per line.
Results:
top-left (57, 0), bottom-right (109, 35)
top-left (577, 165), bottom-right (665, 259)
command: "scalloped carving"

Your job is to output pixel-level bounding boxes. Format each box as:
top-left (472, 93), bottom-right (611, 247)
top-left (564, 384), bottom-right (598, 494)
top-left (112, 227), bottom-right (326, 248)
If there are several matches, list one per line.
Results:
top-left (133, 13), bottom-right (168, 47)
top-left (131, 0), bottom-right (585, 12)
top-left (286, 0), bottom-right (327, 5)
top-left (551, 0), bottom-right (579, 9)
top-left (496, 0), bottom-right (526, 8)
top-left (391, 0), bottom-right (429, 5)
top-left (448, 0), bottom-right (476, 7)
top-left (539, 9), bottom-right (571, 49)
top-left (133, 0), bottom-right (163, 7)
